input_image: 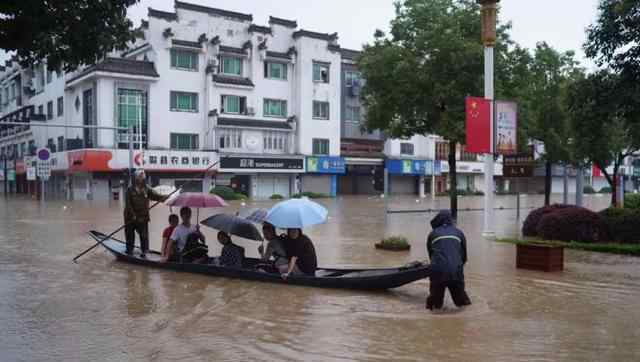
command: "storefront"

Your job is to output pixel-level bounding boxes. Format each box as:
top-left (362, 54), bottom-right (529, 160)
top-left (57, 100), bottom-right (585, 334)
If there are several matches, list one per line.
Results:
top-left (218, 155), bottom-right (304, 200)
top-left (338, 157), bottom-right (384, 195)
top-left (385, 159), bottom-right (432, 196)
top-left (302, 156), bottom-right (345, 197)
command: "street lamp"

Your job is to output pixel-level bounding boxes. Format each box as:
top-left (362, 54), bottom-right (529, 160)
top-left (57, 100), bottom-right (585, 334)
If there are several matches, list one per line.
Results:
top-left (479, 0), bottom-right (499, 237)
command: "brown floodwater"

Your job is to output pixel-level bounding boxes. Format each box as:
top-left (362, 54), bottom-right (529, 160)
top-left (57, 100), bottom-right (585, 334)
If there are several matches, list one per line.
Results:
top-left (1, 194), bottom-right (639, 361)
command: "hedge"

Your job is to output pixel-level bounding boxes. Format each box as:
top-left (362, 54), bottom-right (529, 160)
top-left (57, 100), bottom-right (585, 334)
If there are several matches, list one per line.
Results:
top-left (269, 194), bottom-right (284, 200)
top-left (583, 185), bottom-right (596, 194)
top-left (624, 193), bottom-right (640, 210)
top-left (522, 204), bottom-right (573, 237)
top-left (599, 208), bottom-right (640, 244)
top-left (599, 186), bottom-right (612, 193)
top-left (537, 207), bottom-right (607, 243)
top-left (210, 186), bottom-right (247, 201)
top-left (292, 192), bottom-right (331, 199)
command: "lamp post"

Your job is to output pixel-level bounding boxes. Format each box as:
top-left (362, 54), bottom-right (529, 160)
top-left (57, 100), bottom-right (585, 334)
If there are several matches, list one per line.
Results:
top-left (1, 153), bottom-right (6, 197)
top-left (479, 0), bottom-right (499, 237)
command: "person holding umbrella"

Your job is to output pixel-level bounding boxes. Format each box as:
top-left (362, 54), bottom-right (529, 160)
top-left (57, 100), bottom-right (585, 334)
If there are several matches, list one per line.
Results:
top-left (123, 169), bottom-right (167, 257)
top-left (264, 198), bottom-right (327, 279)
top-left (258, 222), bottom-right (288, 273)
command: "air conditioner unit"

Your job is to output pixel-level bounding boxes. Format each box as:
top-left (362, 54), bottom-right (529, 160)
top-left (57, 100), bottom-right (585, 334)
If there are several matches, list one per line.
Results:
top-left (247, 107), bottom-right (255, 116)
top-left (208, 58), bottom-right (219, 67)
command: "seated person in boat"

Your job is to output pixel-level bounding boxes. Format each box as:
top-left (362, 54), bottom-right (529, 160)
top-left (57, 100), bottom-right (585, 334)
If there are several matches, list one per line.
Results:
top-left (212, 231), bottom-right (245, 268)
top-left (258, 222), bottom-right (289, 273)
top-left (166, 207), bottom-right (206, 262)
top-left (160, 214), bottom-right (179, 262)
top-left (281, 228), bottom-right (317, 279)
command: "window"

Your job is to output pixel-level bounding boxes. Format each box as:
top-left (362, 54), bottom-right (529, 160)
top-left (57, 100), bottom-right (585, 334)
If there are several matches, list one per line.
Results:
top-left (263, 131), bottom-right (288, 152)
top-left (436, 142), bottom-right (449, 161)
top-left (345, 106), bottom-right (360, 123)
top-left (264, 61), bottom-right (287, 80)
top-left (57, 97), bottom-right (64, 117)
top-left (171, 133), bottom-right (199, 150)
top-left (400, 142), bottom-right (414, 156)
top-left (20, 142), bottom-right (26, 157)
top-left (117, 88), bottom-right (146, 148)
top-left (221, 56), bottom-right (242, 76)
top-left (47, 101), bottom-right (54, 120)
top-left (263, 99), bottom-right (287, 118)
top-left (38, 105), bottom-right (44, 115)
top-left (170, 91), bottom-right (198, 112)
top-left (170, 49), bottom-right (199, 70)
top-left (28, 140), bottom-right (35, 155)
top-left (313, 62), bottom-right (330, 83)
top-left (57, 136), bottom-right (64, 152)
top-left (221, 95), bottom-right (246, 114)
top-left (345, 71), bottom-right (361, 86)
top-left (312, 139), bottom-right (330, 155)
top-left (46, 70), bottom-right (52, 84)
top-left (218, 129), bottom-right (242, 150)
top-left (312, 101), bottom-right (330, 120)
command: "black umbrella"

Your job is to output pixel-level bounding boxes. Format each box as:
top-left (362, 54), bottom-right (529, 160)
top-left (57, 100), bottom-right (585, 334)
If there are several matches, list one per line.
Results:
top-left (200, 214), bottom-right (264, 242)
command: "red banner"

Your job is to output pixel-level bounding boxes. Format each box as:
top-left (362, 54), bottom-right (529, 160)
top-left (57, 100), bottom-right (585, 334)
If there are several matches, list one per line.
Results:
top-left (592, 164), bottom-right (603, 178)
top-left (465, 97), bottom-right (491, 154)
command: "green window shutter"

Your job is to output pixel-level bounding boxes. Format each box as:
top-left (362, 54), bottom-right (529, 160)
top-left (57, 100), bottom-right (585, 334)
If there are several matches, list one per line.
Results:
top-left (170, 92), bottom-right (176, 109)
top-left (313, 63), bottom-right (320, 81)
top-left (170, 49), bottom-right (177, 67)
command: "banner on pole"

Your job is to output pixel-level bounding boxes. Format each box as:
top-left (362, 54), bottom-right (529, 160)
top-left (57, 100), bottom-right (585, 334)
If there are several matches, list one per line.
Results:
top-left (465, 97), bottom-right (491, 154)
top-left (495, 101), bottom-right (517, 155)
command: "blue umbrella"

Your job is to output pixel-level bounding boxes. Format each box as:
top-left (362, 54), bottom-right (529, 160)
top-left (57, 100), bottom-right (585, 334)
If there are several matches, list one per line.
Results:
top-left (265, 198), bottom-right (328, 228)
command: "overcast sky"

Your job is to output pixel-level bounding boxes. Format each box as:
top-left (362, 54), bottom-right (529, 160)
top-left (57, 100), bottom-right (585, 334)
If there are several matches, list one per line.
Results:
top-left (2, 0), bottom-right (600, 67)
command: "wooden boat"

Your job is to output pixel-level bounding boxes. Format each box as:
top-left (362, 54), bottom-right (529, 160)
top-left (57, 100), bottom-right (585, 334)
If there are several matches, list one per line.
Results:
top-left (89, 230), bottom-right (430, 290)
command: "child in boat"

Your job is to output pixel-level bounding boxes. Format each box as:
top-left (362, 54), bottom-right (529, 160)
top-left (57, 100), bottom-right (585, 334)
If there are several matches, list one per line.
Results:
top-left (160, 214), bottom-right (179, 262)
top-left (258, 222), bottom-right (289, 273)
top-left (213, 231), bottom-right (245, 268)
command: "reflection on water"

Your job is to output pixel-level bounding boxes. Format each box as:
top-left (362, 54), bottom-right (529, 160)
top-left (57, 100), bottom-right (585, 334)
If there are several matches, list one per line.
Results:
top-left (1, 194), bottom-right (640, 361)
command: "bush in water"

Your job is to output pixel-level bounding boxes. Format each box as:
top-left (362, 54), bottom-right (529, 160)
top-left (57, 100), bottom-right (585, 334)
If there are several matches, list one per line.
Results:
top-left (583, 185), bottom-right (596, 194)
top-left (269, 194), bottom-right (284, 200)
top-left (291, 191), bottom-right (331, 199)
top-left (210, 186), bottom-right (247, 201)
top-left (599, 208), bottom-right (640, 244)
top-left (624, 193), bottom-right (640, 210)
top-left (375, 236), bottom-right (411, 251)
top-left (537, 207), bottom-right (607, 243)
top-left (522, 204), bottom-right (573, 237)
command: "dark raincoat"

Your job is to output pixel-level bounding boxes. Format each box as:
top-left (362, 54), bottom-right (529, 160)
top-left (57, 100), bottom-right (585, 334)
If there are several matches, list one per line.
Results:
top-left (426, 210), bottom-right (467, 283)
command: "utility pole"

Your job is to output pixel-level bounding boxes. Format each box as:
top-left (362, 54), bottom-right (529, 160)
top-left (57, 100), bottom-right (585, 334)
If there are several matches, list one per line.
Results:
top-left (479, 0), bottom-right (499, 237)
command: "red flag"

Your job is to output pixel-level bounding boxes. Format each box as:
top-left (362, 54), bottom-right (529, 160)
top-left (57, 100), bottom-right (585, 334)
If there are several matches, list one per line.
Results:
top-left (592, 164), bottom-right (602, 178)
top-left (465, 97), bottom-right (491, 154)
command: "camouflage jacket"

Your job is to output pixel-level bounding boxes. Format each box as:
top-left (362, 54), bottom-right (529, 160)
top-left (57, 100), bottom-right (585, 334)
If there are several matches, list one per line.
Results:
top-left (123, 185), bottom-right (165, 223)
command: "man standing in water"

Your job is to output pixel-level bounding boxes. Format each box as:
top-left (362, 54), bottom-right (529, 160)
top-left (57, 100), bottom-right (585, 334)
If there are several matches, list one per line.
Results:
top-left (426, 210), bottom-right (472, 310)
top-left (123, 169), bottom-right (166, 257)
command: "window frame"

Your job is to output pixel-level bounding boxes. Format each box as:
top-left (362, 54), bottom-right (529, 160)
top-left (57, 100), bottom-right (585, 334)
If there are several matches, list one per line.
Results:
top-left (47, 101), bottom-right (54, 120)
top-left (400, 142), bottom-right (415, 156)
top-left (170, 91), bottom-right (199, 112)
top-left (263, 98), bottom-right (287, 118)
top-left (313, 62), bottom-right (330, 83)
top-left (170, 133), bottom-right (199, 150)
top-left (312, 138), bottom-right (330, 155)
top-left (264, 61), bottom-right (287, 80)
top-left (57, 97), bottom-right (64, 117)
top-left (220, 56), bottom-right (242, 76)
top-left (170, 49), bottom-right (199, 71)
top-left (345, 106), bottom-right (360, 124)
top-left (312, 101), bottom-right (330, 120)
top-left (218, 129), bottom-right (243, 150)
top-left (221, 95), bottom-right (246, 114)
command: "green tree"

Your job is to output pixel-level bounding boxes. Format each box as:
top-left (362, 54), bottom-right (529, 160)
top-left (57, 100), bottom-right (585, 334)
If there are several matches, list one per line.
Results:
top-left (359, 0), bottom-right (518, 219)
top-left (568, 71), bottom-right (640, 207)
top-left (0, 0), bottom-right (140, 71)
top-left (526, 42), bottom-right (582, 205)
top-left (585, 0), bottom-right (640, 80)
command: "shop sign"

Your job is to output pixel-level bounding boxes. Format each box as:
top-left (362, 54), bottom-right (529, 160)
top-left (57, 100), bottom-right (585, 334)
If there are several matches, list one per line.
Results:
top-left (386, 159), bottom-right (428, 176)
top-left (26, 167), bottom-right (36, 181)
top-left (220, 156), bottom-right (304, 172)
top-left (8, 170), bottom-right (15, 181)
top-left (134, 151), bottom-right (216, 170)
top-left (503, 151), bottom-right (534, 178)
top-left (306, 156), bottom-right (345, 174)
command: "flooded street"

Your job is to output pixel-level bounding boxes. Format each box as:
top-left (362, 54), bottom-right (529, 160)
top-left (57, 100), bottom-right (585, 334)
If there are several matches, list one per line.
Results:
top-left (2, 194), bottom-right (640, 361)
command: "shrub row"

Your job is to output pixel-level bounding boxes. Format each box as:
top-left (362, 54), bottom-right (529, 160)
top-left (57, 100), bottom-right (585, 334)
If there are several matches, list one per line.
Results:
top-left (523, 204), bottom-right (640, 244)
top-left (210, 186), bottom-right (247, 201)
top-left (292, 191), bottom-right (331, 199)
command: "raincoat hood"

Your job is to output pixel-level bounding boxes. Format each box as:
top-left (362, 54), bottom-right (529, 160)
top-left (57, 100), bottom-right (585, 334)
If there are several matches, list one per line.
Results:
top-left (430, 210), bottom-right (453, 229)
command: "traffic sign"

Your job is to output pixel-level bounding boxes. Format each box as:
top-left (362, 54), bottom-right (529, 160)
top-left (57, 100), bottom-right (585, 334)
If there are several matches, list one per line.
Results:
top-left (36, 148), bottom-right (51, 162)
top-left (503, 151), bottom-right (535, 178)
top-left (27, 167), bottom-right (36, 181)
top-left (37, 160), bottom-right (51, 180)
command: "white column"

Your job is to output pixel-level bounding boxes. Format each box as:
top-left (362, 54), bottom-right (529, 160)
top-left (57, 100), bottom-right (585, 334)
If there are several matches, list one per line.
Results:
top-left (419, 175), bottom-right (426, 198)
top-left (482, 46), bottom-right (495, 237)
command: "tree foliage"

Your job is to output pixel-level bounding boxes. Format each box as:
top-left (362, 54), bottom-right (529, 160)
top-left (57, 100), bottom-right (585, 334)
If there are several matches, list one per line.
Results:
top-left (585, 0), bottom-right (640, 80)
top-left (0, 0), bottom-right (140, 71)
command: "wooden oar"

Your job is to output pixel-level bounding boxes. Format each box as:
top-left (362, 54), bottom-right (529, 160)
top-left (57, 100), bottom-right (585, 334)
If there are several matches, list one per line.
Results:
top-left (73, 159), bottom-right (220, 263)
